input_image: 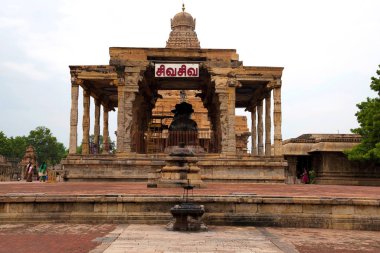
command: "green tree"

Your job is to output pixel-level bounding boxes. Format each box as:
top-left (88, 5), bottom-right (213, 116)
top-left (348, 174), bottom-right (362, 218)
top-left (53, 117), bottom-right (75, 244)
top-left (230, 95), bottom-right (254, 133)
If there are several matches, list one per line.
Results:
top-left (8, 136), bottom-right (28, 160)
top-left (0, 131), bottom-right (11, 157)
top-left (27, 126), bottom-right (67, 165)
top-left (346, 65), bottom-right (380, 162)
top-left (0, 131), bottom-right (28, 160)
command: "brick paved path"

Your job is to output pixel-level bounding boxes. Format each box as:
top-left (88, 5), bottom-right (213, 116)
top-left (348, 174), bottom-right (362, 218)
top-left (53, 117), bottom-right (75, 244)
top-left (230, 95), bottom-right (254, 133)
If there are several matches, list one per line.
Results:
top-left (1, 182), bottom-right (379, 198)
top-left (0, 224), bottom-right (116, 253)
top-left (268, 227), bottom-right (380, 253)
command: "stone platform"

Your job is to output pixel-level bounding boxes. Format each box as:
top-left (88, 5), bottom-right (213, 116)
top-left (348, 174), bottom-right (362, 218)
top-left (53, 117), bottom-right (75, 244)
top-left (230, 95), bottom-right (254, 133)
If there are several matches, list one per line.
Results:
top-left (0, 182), bottom-right (379, 231)
top-left (62, 154), bottom-right (286, 183)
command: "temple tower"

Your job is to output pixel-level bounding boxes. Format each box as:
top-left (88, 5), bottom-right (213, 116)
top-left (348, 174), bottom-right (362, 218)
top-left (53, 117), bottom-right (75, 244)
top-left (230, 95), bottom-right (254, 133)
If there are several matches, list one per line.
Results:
top-left (166, 5), bottom-right (200, 49)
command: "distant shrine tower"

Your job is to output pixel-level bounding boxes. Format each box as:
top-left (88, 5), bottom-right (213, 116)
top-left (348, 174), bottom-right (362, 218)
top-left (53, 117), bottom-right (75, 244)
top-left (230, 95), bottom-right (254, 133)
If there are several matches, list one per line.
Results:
top-left (63, 4), bottom-right (286, 183)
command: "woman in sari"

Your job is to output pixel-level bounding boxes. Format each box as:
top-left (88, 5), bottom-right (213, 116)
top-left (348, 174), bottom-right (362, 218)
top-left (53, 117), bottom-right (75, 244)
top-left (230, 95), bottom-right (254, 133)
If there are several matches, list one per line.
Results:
top-left (38, 161), bottom-right (47, 182)
top-left (301, 168), bottom-right (309, 184)
top-left (26, 162), bottom-right (33, 182)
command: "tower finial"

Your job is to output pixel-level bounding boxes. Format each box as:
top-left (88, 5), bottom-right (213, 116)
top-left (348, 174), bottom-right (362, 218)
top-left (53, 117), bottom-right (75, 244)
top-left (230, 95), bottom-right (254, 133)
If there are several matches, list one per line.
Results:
top-left (182, 3), bottom-right (185, 12)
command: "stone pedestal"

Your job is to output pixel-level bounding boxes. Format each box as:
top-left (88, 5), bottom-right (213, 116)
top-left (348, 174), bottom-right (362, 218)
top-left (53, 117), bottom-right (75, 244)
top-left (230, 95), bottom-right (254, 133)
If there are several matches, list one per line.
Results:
top-left (156, 149), bottom-right (204, 188)
top-left (167, 203), bottom-right (207, 232)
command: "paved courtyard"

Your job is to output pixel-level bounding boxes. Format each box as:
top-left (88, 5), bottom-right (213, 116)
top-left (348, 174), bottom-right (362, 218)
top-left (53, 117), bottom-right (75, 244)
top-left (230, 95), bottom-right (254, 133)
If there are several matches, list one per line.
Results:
top-left (0, 224), bottom-right (379, 253)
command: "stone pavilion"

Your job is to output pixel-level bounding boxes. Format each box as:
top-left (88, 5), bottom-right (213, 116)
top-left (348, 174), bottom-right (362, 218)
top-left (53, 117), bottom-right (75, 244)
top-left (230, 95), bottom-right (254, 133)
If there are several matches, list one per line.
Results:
top-left (62, 6), bottom-right (286, 182)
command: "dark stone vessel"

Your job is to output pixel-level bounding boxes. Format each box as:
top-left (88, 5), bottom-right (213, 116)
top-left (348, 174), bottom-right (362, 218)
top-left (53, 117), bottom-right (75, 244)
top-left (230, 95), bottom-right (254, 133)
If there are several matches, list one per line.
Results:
top-left (167, 102), bottom-right (198, 147)
top-left (168, 202), bottom-right (207, 231)
top-left (155, 102), bottom-right (204, 188)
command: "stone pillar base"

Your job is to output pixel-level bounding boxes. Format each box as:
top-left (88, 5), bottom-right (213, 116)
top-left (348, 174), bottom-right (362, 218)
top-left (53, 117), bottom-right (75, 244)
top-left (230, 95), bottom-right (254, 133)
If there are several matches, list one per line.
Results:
top-left (153, 156), bottom-right (205, 188)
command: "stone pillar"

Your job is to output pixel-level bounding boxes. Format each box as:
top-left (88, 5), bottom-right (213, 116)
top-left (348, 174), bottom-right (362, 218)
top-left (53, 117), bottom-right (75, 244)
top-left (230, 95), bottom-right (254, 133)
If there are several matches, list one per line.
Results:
top-left (257, 100), bottom-right (264, 156)
top-left (286, 156), bottom-right (298, 184)
top-left (124, 70), bottom-right (140, 153)
top-left (69, 79), bottom-right (80, 154)
top-left (273, 82), bottom-right (283, 156)
top-left (117, 84), bottom-right (126, 153)
top-left (93, 98), bottom-right (101, 153)
top-left (116, 69), bottom-right (140, 154)
top-left (265, 93), bottom-right (272, 156)
top-left (102, 106), bottom-right (110, 154)
top-left (124, 91), bottom-right (136, 152)
top-left (218, 93), bottom-right (228, 153)
top-left (250, 106), bottom-right (257, 155)
top-left (82, 88), bottom-right (90, 155)
top-left (214, 76), bottom-right (236, 154)
top-left (227, 86), bottom-right (236, 153)
top-left (218, 93), bottom-right (229, 153)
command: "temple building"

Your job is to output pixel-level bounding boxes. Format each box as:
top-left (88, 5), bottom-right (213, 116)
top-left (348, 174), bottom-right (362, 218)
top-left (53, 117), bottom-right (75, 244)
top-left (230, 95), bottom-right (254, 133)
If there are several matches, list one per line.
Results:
top-left (62, 6), bottom-right (286, 182)
top-left (283, 134), bottom-right (380, 186)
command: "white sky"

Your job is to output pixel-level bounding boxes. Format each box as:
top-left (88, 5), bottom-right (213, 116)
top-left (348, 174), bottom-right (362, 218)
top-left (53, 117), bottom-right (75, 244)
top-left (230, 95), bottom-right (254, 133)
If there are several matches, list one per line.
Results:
top-left (0, 0), bottom-right (379, 147)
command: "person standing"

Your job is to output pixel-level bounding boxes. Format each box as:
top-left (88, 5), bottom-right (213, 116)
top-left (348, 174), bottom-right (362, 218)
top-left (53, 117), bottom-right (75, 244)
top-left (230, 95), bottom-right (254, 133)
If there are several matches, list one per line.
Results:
top-left (301, 168), bottom-right (309, 184)
top-left (24, 161), bottom-right (32, 180)
top-left (26, 162), bottom-right (34, 182)
top-left (38, 161), bottom-right (47, 182)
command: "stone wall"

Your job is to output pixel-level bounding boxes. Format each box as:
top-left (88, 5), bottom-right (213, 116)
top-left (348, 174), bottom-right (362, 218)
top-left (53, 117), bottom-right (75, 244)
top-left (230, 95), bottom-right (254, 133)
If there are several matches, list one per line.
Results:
top-left (62, 155), bottom-right (285, 183)
top-left (0, 194), bottom-right (379, 231)
top-left (315, 152), bottom-right (380, 186)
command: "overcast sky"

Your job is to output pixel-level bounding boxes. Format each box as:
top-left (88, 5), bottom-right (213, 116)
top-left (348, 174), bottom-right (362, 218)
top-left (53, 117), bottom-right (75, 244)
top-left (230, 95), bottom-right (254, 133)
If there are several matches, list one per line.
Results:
top-left (1, 0), bottom-right (379, 148)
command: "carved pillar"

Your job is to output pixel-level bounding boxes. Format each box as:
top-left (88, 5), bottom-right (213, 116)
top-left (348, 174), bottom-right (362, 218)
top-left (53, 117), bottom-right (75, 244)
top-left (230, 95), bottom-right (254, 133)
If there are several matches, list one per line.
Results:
top-left (124, 91), bottom-right (136, 152)
top-left (82, 88), bottom-right (90, 155)
top-left (257, 100), bottom-right (264, 156)
top-left (218, 92), bottom-right (229, 153)
top-left (69, 79), bottom-right (80, 154)
top-left (214, 76), bottom-right (236, 154)
top-left (93, 98), bottom-right (101, 153)
top-left (273, 82), bottom-right (283, 156)
top-left (227, 86), bottom-right (236, 153)
top-left (123, 70), bottom-right (139, 153)
top-left (102, 106), bottom-right (109, 154)
top-left (250, 106), bottom-right (257, 155)
top-left (118, 85), bottom-right (137, 153)
top-left (117, 84), bottom-right (126, 153)
top-left (265, 93), bottom-right (272, 156)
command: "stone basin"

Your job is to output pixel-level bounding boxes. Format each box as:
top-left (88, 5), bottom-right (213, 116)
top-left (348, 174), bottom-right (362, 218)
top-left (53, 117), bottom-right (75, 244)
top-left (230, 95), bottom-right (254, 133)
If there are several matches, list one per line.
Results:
top-left (168, 203), bottom-right (207, 231)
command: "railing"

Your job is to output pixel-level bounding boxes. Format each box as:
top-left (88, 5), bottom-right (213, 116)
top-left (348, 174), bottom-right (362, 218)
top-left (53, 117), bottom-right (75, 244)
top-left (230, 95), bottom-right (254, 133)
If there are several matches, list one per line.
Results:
top-left (89, 143), bottom-right (112, 155)
top-left (133, 130), bottom-right (220, 154)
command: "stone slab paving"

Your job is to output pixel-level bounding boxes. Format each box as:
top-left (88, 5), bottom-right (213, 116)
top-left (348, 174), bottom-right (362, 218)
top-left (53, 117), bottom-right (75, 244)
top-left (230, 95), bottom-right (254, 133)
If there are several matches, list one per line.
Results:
top-left (1, 182), bottom-right (380, 198)
top-left (0, 223), bottom-right (379, 253)
top-left (91, 224), bottom-right (293, 253)
top-left (91, 225), bottom-right (380, 253)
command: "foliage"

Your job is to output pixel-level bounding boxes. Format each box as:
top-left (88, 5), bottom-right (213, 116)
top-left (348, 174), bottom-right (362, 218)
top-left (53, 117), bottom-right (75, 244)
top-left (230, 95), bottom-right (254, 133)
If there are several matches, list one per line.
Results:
top-left (27, 126), bottom-right (67, 165)
top-left (8, 136), bottom-right (28, 159)
top-left (0, 131), bottom-right (27, 159)
top-left (308, 170), bottom-right (316, 184)
top-left (0, 131), bottom-right (11, 157)
top-left (0, 127), bottom-right (67, 165)
top-left (346, 65), bottom-right (380, 162)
